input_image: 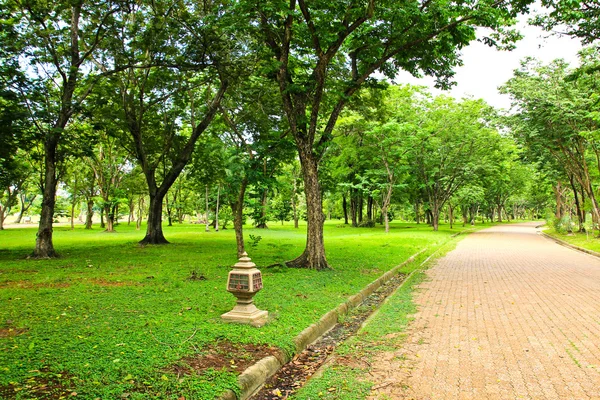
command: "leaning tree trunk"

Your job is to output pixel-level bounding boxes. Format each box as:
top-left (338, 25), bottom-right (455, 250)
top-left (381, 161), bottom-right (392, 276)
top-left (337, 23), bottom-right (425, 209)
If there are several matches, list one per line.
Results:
top-left (140, 193), bottom-right (168, 244)
top-left (286, 149), bottom-right (329, 270)
top-left (33, 136), bottom-right (59, 258)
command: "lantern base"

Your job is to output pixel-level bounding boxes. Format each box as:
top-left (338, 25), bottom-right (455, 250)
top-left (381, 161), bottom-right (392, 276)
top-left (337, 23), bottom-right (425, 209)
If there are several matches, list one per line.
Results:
top-left (221, 307), bottom-right (268, 327)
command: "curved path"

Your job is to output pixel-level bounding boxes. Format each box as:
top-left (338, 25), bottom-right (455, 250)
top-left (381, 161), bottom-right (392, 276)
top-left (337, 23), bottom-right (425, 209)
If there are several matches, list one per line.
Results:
top-left (368, 223), bottom-right (600, 399)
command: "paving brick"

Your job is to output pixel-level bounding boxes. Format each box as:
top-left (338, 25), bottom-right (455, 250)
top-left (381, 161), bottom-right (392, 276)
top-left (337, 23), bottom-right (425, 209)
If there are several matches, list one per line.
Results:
top-left (367, 223), bottom-right (600, 399)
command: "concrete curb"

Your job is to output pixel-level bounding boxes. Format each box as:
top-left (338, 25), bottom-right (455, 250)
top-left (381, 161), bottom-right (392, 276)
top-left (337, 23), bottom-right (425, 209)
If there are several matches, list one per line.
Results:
top-left (217, 248), bottom-right (428, 400)
top-left (218, 228), bottom-right (475, 400)
top-left (540, 231), bottom-right (600, 259)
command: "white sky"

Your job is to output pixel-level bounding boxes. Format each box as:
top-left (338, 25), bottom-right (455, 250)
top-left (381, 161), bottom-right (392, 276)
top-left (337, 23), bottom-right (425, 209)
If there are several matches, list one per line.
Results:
top-left (394, 17), bottom-right (583, 110)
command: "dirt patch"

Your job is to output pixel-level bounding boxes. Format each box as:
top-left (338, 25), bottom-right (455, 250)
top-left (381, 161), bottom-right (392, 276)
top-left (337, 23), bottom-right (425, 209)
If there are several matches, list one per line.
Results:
top-left (0, 326), bottom-right (28, 338)
top-left (0, 269), bottom-right (39, 274)
top-left (252, 273), bottom-right (407, 400)
top-left (0, 281), bottom-right (70, 289)
top-left (0, 369), bottom-right (74, 400)
top-left (170, 340), bottom-right (282, 377)
top-left (87, 278), bottom-right (138, 287)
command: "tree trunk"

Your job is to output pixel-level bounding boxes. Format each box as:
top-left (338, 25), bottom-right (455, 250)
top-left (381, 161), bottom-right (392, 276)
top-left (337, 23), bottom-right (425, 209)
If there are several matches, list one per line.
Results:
top-left (383, 205), bottom-right (390, 233)
top-left (415, 201), bottom-right (420, 224)
top-left (292, 192), bottom-right (299, 228)
top-left (128, 197), bottom-right (135, 225)
top-left (100, 208), bottom-right (105, 228)
top-left (0, 205), bottom-right (5, 230)
top-left (256, 188), bottom-right (268, 229)
top-left (215, 184), bottom-right (220, 232)
top-left (85, 200), bottom-right (94, 229)
top-left (432, 206), bottom-right (440, 231)
top-left (569, 176), bottom-right (584, 232)
top-left (286, 148), bottom-right (329, 270)
top-left (105, 204), bottom-right (115, 232)
top-left (292, 178), bottom-right (299, 228)
top-left (232, 178), bottom-right (248, 257)
top-left (15, 192), bottom-right (35, 223)
top-left (140, 193), bottom-right (168, 244)
top-left (554, 182), bottom-right (563, 220)
top-left (70, 202), bottom-right (76, 230)
top-left (342, 194), bottom-right (348, 225)
top-left (497, 204), bottom-right (502, 222)
top-left (33, 136), bottom-right (59, 258)
top-left (358, 195), bottom-right (363, 223)
top-left (367, 196), bottom-right (373, 221)
top-left (136, 196), bottom-right (144, 230)
top-left (350, 190), bottom-right (358, 227)
top-left (449, 204), bottom-right (454, 229)
top-left (205, 185), bottom-right (210, 232)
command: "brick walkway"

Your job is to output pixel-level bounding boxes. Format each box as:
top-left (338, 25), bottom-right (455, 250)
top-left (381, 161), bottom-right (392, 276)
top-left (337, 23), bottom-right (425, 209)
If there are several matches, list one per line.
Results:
top-left (368, 223), bottom-right (600, 399)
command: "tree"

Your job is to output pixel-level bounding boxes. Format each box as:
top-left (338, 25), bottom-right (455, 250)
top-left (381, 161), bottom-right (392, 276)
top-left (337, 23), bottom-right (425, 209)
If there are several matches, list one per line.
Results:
top-left (409, 96), bottom-right (499, 231)
top-left (534, 1), bottom-right (600, 43)
top-left (98, 0), bottom-right (238, 244)
top-left (4, 0), bottom-right (123, 257)
top-left (501, 52), bottom-right (600, 231)
top-left (244, 0), bottom-right (534, 269)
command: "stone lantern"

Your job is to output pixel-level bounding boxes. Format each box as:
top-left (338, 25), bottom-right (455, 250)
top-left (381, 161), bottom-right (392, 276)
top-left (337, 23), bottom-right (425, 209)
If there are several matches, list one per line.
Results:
top-left (221, 252), bottom-right (268, 327)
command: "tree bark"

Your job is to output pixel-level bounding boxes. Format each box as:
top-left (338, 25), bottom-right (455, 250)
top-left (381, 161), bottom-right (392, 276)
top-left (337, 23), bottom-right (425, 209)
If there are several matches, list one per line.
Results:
top-left (497, 203), bottom-right (503, 222)
top-left (70, 202), bottom-right (76, 230)
top-left (382, 205), bottom-right (390, 233)
top-left (140, 193), bottom-right (168, 244)
top-left (15, 192), bottom-right (35, 223)
top-left (449, 204), bottom-right (454, 229)
top-left (34, 135), bottom-right (59, 258)
top-left (415, 201), bottom-right (420, 224)
top-left (0, 204), bottom-right (5, 230)
top-left (104, 204), bottom-right (115, 232)
top-left (256, 188), bottom-right (268, 228)
top-left (431, 206), bottom-right (440, 231)
top-left (350, 190), bottom-right (358, 227)
top-left (342, 194), bottom-right (348, 225)
top-left (205, 185), bottom-right (210, 232)
top-left (136, 196), bottom-right (144, 230)
top-left (292, 176), bottom-right (299, 228)
top-left (85, 200), bottom-right (94, 229)
top-left (358, 195), bottom-right (363, 223)
top-left (286, 148), bottom-right (329, 270)
top-left (215, 184), bottom-right (220, 232)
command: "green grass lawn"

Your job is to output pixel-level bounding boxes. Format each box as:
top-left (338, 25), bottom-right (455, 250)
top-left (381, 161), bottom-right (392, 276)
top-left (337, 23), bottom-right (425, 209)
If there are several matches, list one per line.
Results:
top-left (0, 219), bottom-right (491, 399)
top-left (543, 227), bottom-right (600, 253)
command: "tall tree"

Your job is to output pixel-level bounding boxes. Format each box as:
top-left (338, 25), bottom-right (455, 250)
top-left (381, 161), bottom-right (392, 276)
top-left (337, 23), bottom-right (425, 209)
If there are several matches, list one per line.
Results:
top-left (501, 53), bottom-right (600, 230)
top-left (244, 0), bottom-right (534, 269)
top-left (3, 0), bottom-right (123, 257)
top-left (97, 0), bottom-right (239, 244)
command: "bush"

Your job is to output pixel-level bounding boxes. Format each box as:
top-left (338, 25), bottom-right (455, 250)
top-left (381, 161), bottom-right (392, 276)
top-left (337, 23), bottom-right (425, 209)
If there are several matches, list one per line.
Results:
top-left (358, 219), bottom-right (375, 227)
top-left (553, 215), bottom-right (574, 234)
